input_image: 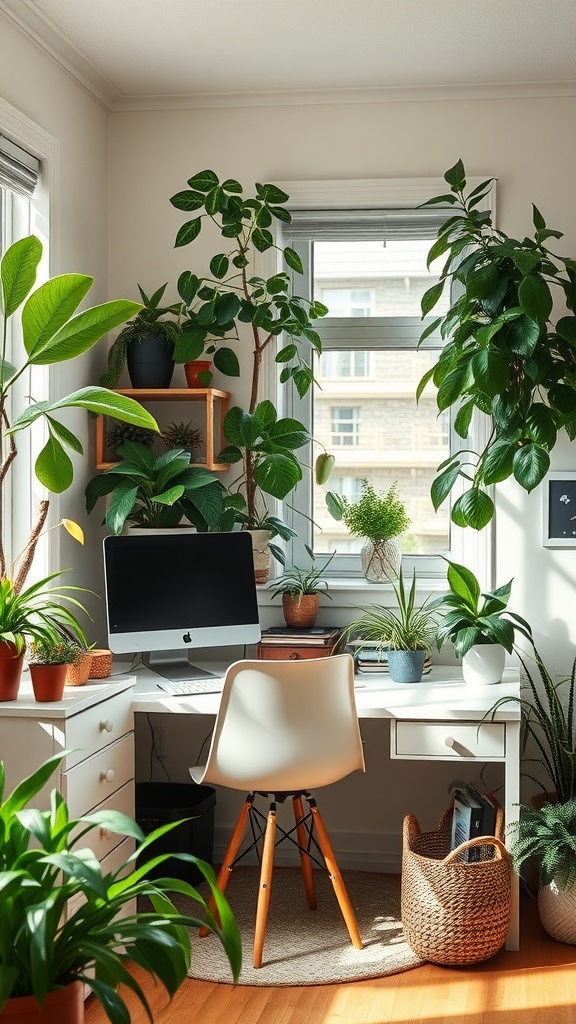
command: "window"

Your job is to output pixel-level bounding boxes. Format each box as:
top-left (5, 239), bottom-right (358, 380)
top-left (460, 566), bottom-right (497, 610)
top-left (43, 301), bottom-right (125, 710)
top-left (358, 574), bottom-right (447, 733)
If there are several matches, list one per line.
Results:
top-left (256, 176), bottom-right (495, 584)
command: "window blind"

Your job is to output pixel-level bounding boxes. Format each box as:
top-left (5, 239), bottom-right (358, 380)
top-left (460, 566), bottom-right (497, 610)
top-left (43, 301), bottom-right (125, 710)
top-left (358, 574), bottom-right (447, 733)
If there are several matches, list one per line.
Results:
top-left (283, 207), bottom-right (452, 242)
top-left (0, 135), bottom-right (40, 199)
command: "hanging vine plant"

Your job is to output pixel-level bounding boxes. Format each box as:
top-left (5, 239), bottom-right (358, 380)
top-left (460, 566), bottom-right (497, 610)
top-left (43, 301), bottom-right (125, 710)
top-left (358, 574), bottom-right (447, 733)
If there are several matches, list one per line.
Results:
top-left (419, 159), bottom-right (576, 530)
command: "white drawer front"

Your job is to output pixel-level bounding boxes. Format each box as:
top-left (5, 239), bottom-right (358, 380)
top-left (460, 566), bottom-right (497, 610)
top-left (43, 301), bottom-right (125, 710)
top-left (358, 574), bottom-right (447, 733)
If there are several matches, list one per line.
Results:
top-left (393, 721), bottom-right (506, 760)
top-left (71, 781), bottom-right (134, 863)
top-left (64, 690), bottom-right (133, 769)
top-left (67, 836), bottom-right (135, 921)
top-left (62, 733), bottom-right (134, 819)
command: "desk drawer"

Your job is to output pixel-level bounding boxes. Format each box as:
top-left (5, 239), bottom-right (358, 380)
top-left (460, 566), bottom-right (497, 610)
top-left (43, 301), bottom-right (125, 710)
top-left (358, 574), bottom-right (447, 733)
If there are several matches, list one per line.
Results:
top-left (62, 733), bottom-right (134, 819)
top-left (257, 645), bottom-right (335, 661)
top-left (67, 836), bottom-right (135, 921)
top-left (392, 721), bottom-right (505, 760)
top-left (71, 781), bottom-right (134, 863)
top-left (64, 689), bottom-right (133, 769)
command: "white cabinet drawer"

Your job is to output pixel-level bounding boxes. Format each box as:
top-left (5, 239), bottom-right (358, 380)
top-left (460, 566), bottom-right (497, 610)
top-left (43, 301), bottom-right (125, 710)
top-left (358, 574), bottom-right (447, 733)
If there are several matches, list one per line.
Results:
top-left (71, 781), bottom-right (134, 863)
top-left (64, 690), bottom-right (133, 769)
top-left (67, 836), bottom-right (135, 921)
top-left (62, 733), bottom-right (134, 819)
top-left (392, 721), bottom-right (506, 760)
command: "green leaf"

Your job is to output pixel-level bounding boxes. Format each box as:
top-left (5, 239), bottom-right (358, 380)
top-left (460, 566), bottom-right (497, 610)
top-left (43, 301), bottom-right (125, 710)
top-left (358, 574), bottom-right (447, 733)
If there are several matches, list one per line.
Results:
top-left (21, 274), bottom-right (93, 357)
top-left (252, 228), bottom-right (273, 252)
top-left (213, 347), bottom-right (240, 377)
top-left (437, 363), bottom-right (471, 411)
top-left (106, 482), bottom-right (140, 534)
top-left (525, 404), bottom-right (557, 449)
top-left (216, 444), bottom-right (242, 463)
top-left (507, 315), bottom-right (541, 356)
top-left (270, 205), bottom-right (291, 223)
top-left (512, 442), bottom-right (550, 492)
top-left (454, 487), bottom-right (495, 530)
top-left (221, 178), bottom-right (242, 193)
top-left (1, 234), bottom-right (42, 317)
top-left (444, 159), bottom-right (466, 189)
top-left (35, 435), bottom-right (74, 492)
top-left (276, 344), bottom-right (297, 363)
top-left (174, 219), bottom-right (202, 248)
top-left (267, 417), bottom-right (309, 450)
top-left (45, 415), bottom-right (83, 455)
top-left (454, 398), bottom-right (474, 438)
top-left (204, 187), bottom-right (221, 216)
top-left (470, 350), bottom-right (509, 397)
top-left (0, 359), bottom-right (17, 385)
top-left (418, 316), bottom-right (443, 346)
top-left (431, 462), bottom-right (461, 510)
top-left (177, 271), bottom-right (200, 305)
top-left (187, 170), bottom-right (219, 192)
top-left (257, 183), bottom-right (289, 204)
top-left (169, 190), bottom-right (205, 212)
top-left (466, 262), bottom-right (498, 299)
top-left (556, 316), bottom-right (576, 345)
top-left (49, 388), bottom-right (159, 430)
top-left (532, 204), bottom-right (546, 231)
top-left (153, 485), bottom-right (185, 506)
top-left (210, 254), bottom-right (229, 279)
top-left (421, 281), bottom-right (445, 316)
top-left (415, 364), bottom-right (436, 403)
top-left (549, 383), bottom-right (576, 415)
top-left (482, 438), bottom-right (517, 485)
top-left (223, 407), bottom-right (261, 447)
top-left (253, 400), bottom-right (276, 430)
top-left (214, 292), bottom-right (241, 325)
top-left (173, 330), bottom-right (205, 363)
top-left (254, 452), bottom-right (302, 499)
top-left (283, 247), bottom-right (303, 274)
top-left (518, 274), bottom-right (553, 324)
top-left (511, 250), bottom-right (541, 276)
top-left (446, 559), bottom-right (481, 607)
top-left (30, 300), bottom-right (142, 364)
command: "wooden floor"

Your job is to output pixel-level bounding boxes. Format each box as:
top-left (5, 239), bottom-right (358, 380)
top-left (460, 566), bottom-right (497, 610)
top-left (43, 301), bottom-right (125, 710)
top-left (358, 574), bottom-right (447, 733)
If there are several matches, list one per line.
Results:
top-left (85, 897), bottom-right (576, 1024)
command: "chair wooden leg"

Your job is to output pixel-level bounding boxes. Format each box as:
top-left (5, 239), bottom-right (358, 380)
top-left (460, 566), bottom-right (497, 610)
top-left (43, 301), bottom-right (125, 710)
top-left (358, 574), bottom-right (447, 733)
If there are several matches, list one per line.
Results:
top-left (253, 804), bottom-right (277, 969)
top-left (310, 801), bottom-right (363, 949)
top-left (199, 794), bottom-right (252, 938)
top-left (293, 795), bottom-right (317, 910)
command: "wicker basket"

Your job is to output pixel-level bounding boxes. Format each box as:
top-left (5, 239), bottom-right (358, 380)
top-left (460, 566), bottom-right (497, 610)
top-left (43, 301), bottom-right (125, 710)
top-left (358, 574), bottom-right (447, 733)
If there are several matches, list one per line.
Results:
top-left (401, 806), bottom-right (512, 965)
top-left (88, 649), bottom-right (113, 679)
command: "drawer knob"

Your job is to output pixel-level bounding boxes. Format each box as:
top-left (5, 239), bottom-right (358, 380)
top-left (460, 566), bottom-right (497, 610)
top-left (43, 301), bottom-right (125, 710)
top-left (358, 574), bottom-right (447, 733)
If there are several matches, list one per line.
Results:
top-left (444, 735), bottom-right (456, 748)
top-left (289, 652), bottom-right (300, 660)
top-left (101, 720), bottom-right (114, 733)
top-left (100, 827), bottom-right (113, 839)
top-left (101, 769), bottom-right (115, 783)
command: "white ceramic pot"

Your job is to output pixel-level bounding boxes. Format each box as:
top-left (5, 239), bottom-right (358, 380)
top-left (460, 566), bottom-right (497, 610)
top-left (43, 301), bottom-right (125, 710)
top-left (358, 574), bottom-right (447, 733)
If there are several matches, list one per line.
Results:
top-left (538, 878), bottom-right (576, 944)
top-left (462, 643), bottom-right (505, 685)
top-left (360, 538), bottom-right (402, 582)
top-left (247, 529), bottom-right (273, 584)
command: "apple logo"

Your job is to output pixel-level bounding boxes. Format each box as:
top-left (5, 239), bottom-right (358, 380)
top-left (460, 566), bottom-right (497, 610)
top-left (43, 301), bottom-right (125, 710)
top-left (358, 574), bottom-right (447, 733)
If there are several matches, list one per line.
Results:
top-left (183, 632), bottom-right (191, 643)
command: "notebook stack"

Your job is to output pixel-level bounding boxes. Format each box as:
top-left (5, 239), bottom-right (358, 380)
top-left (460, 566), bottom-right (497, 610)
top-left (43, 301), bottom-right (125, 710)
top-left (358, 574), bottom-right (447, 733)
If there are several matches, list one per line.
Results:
top-left (351, 643), bottom-right (432, 675)
top-left (257, 626), bottom-right (343, 661)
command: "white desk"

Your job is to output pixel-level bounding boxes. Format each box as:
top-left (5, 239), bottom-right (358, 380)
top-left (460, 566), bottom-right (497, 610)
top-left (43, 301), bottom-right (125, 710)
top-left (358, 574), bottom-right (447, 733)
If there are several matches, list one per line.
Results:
top-left (0, 664), bottom-right (521, 950)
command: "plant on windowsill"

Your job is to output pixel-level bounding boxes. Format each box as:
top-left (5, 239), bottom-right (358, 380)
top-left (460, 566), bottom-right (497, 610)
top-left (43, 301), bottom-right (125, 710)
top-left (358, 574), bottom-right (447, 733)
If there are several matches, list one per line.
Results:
top-left (99, 282), bottom-right (183, 389)
top-left (334, 480), bottom-right (410, 583)
top-left (85, 441), bottom-right (225, 535)
top-left (270, 551), bottom-right (335, 628)
top-left (338, 566), bottom-right (438, 683)
top-left (419, 158), bottom-right (576, 532)
top-left (169, 170), bottom-right (330, 578)
top-left (0, 753), bottom-right (240, 1024)
top-left (432, 559), bottom-right (532, 685)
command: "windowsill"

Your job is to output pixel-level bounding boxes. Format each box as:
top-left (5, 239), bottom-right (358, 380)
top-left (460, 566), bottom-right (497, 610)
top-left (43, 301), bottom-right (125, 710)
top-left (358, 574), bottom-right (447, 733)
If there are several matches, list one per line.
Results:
top-left (257, 575), bottom-right (447, 609)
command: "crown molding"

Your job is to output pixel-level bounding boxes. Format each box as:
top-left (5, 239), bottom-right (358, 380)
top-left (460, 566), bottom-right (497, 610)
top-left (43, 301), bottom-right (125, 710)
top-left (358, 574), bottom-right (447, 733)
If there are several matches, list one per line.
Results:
top-left (0, 0), bottom-right (118, 110)
top-left (113, 79), bottom-right (576, 112)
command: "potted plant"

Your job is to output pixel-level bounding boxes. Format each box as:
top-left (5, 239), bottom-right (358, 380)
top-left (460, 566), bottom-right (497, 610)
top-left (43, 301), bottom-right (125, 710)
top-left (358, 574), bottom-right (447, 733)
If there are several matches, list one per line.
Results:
top-left (339, 567), bottom-right (438, 683)
top-left (337, 480), bottom-right (410, 583)
top-left (28, 636), bottom-right (86, 703)
top-left (433, 560), bottom-right (532, 685)
top-left (419, 158), bottom-right (576, 531)
top-left (508, 799), bottom-right (576, 944)
top-left (170, 172), bottom-right (329, 574)
top-left (100, 282), bottom-right (183, 389)
top-left (85, 440), bottom-right (224, 535)
top-left (105, 420), bottom-right (156, 459)
top-left (0, 753), bottom-right (240, 1024)
top-left (270, 552), bottom-right (335, 628)
top-left (161, 420), bottom-right (203, 456)
top-left (0, 573), bottom-right (90, 702)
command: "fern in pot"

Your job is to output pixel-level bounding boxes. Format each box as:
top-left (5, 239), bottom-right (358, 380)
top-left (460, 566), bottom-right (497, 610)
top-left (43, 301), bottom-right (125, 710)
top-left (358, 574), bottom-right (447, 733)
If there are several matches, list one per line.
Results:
top-left (338, 481), bottom-right (410, 583)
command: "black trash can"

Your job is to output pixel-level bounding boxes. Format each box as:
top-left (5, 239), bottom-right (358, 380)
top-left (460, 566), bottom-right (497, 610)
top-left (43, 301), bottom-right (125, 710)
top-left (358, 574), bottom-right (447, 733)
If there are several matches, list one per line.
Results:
top-left (135, 782), bottom-right (216, 886)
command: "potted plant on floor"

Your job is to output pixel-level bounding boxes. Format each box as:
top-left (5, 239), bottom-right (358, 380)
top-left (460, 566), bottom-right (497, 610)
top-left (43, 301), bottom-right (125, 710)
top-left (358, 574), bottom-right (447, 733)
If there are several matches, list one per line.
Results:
top-left (335, 480), bottom-right (410, 583)
top-left (0, 752), bottom-right (241, 1024)
top-left (169, 171), bottom-right (329, 576)
top-left (270, 552), bottom-right (335, 628)
top-left (28, 636), bottom-right (86, 703)
top-left (85, 441), bottom-right (225, 535)
top-left (419, 158), bottom-right (576, 531)
top-left (432, 560), bottom-right (532, 685)
top-left (100, 282), bottom-right (183, 389)
top-left (339, 567), bottom-right (438, 683)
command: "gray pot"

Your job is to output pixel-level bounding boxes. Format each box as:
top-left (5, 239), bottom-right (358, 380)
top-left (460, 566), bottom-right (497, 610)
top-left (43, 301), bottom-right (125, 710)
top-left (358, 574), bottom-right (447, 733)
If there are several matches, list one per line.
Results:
top-left (387, 649), bottom-right (425, 684)
top-left (127, 335), bottom-right (175, 389)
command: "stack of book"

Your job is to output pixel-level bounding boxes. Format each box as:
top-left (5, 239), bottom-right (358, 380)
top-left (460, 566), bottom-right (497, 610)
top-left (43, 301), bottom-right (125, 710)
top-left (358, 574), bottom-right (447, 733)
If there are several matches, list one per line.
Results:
top-left (257, 626), bottom-right (343, 660)
top-left (450, 782), bottom-right (501, 862)
top-left (349, 641), bottom-right (432, 675)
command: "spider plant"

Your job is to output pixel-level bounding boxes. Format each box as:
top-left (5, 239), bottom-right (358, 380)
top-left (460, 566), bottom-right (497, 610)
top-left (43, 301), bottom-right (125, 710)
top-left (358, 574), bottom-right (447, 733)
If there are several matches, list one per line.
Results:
top-left (339, 566), bottom-right (438, 652)
top-left (270, 551), bottom-right (335, 603)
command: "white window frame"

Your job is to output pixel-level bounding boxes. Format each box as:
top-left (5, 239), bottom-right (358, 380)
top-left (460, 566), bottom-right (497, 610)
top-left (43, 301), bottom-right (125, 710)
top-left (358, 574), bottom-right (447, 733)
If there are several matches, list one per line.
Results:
top-left (321, 349), bottom-right (371, 379)
top-left (253, 177), bottom-right (496, 588)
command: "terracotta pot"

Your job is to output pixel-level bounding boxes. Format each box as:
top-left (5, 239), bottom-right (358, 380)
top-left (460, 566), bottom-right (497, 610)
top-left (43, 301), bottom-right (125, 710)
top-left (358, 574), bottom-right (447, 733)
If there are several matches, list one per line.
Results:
top-left (29, 663), bottom-right (67, 703)
top-left (282, 593), bottom-right (319, 629)
top-left (184, 361), bottom-right (212, 388)
top-left (0, 980), bottom-right (83, 1024)
top-left (65, 652), bottom-right (92, 687)
top-left (88, 648), bottom-right (113, 679)
top-left (0, 641), bottom-right (24, 702)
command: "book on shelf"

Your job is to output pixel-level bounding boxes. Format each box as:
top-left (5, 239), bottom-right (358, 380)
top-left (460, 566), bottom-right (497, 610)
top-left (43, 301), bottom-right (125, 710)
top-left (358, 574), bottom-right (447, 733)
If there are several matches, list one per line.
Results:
top-left (449, 783), bottom-right (500, 862)
top-left (355, 647), bottom-right (432, 674)
top-left (259, 626), bottom-right (342, 646)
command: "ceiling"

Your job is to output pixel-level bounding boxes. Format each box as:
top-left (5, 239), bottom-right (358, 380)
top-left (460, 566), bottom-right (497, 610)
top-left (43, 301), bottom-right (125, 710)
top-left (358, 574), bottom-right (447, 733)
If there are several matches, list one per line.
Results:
top-left (5, 0), bottom-right (576, 106)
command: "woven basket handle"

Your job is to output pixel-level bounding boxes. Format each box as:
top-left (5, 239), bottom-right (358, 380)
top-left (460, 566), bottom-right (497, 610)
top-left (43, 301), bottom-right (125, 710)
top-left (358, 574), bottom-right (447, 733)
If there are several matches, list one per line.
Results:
top-left (443, 835), bottom-right (509, 865)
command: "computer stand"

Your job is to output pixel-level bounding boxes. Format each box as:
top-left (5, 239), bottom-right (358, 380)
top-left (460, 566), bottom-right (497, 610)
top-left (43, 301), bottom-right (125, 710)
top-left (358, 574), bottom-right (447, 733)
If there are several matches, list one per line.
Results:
top-left (144, 651), bottom-right (218, 682)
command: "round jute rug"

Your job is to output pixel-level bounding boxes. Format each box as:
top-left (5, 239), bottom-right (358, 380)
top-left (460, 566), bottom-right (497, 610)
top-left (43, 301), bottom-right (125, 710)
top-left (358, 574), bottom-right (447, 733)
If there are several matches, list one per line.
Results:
top-left (184, 866), bottom-right (424, 986)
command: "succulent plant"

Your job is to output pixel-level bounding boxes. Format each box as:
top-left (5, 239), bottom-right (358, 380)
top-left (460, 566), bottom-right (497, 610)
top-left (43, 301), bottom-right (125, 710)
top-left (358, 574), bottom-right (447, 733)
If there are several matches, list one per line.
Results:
top-left (106, 420), bottom-right (155, 453)
top-left (162, 420), bottom-right (202, 453)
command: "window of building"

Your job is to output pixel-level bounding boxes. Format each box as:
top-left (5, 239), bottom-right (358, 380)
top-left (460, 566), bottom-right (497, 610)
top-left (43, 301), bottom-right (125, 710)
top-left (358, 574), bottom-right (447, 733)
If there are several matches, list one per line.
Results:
top-left (321, 350), bottom-right (371, 379)
top-left (330, 406), bottom-right (361, 447)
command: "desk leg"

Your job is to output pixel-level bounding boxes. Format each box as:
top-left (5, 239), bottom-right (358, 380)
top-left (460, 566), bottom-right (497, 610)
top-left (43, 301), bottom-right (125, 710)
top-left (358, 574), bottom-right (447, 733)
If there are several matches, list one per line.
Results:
top-left (504, 719), bottom-right (521, 951)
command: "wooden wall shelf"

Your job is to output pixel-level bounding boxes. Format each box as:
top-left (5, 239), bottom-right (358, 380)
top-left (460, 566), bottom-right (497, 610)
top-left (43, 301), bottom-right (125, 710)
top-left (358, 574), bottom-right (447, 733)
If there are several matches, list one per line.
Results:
top-left (95, 388), bottom-right (231, 471)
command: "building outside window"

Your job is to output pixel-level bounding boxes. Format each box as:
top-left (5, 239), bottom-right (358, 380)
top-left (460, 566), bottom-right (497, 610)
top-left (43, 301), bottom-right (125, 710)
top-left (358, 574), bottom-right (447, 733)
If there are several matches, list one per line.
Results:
top-left (330, 406), bottom-right (361, 447)
top-left (321, 350), bottom-right (370, 378)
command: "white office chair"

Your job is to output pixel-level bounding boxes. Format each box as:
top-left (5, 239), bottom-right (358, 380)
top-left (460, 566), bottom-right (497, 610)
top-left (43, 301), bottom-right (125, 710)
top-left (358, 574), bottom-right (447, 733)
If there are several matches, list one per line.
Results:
top-left (190, 653), bottom-right (365, 968)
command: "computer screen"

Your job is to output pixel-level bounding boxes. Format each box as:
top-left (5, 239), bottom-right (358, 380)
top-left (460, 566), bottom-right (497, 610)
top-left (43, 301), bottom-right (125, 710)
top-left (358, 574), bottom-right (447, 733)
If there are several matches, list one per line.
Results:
top-left (103, 532), bottom-right (261, 672)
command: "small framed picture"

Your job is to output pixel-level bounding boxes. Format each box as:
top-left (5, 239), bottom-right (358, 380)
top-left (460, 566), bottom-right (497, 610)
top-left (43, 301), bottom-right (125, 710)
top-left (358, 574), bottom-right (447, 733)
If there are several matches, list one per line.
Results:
top-left (543, 473), bottom-right (576, 547)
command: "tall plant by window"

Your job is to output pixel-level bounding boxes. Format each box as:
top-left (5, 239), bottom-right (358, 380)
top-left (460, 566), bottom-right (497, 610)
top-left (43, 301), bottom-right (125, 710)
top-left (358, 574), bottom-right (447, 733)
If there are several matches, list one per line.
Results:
top-left (170, 171), bottom-right (328, 534)
top-left (419, 159), bottom-right (576, 530)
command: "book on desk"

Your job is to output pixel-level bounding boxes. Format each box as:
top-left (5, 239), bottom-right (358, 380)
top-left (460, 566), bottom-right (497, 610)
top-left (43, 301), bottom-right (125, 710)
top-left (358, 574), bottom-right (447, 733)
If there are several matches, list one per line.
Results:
top-left (257, 627), bottom-right (342, 661)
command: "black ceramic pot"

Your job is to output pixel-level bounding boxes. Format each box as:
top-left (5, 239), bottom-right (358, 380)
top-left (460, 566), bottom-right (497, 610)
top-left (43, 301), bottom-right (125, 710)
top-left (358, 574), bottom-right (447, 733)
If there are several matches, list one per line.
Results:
top-left (127, 335), bottom-right (175, 388)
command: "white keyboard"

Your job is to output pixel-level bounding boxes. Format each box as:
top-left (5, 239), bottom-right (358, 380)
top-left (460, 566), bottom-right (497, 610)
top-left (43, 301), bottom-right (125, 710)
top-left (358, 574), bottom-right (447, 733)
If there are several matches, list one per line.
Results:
top-left (156, 677), bottom-right (224, 696)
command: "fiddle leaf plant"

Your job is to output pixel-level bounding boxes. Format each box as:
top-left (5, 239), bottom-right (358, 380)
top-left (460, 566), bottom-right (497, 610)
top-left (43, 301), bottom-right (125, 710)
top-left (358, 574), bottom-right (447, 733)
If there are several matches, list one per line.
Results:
top-left (170, 172), bottom-right (328, 529)
top-left (418, 158), bottom-right (576, 530)
top-left (0, 235), bottom-right (159, 586)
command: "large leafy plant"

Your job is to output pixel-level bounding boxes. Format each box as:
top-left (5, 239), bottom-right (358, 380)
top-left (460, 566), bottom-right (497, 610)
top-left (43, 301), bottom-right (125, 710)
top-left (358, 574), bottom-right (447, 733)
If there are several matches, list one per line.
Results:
top-left (0, 753), bottom-right (240, 1021)
top-left (85, 440), bottom-right (224, 535)
top-left (170, 171), bottom-right (328, 530)
top-left (433, 559), bottom-right (532, 657)
top-left (419, 159), bottom-right (576, 530)
top-left (0, 236), bottom-right (158, 586)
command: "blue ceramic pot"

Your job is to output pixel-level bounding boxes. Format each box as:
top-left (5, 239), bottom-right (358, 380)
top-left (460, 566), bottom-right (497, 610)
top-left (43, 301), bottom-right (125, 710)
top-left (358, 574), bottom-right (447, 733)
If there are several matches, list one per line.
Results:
top-left (387, 649), bottom-right (425, 684)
